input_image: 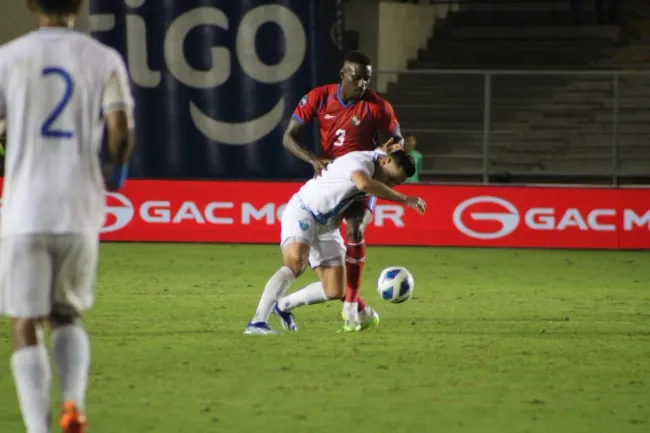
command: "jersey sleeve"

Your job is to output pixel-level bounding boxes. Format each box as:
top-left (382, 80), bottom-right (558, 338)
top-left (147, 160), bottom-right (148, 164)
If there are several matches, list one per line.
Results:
top-left (291, 88), bottom-right (325, 124)
top-left (102, 51), bottom-right (135, 126)
top-left (377, 98), bottom-right (401, 138)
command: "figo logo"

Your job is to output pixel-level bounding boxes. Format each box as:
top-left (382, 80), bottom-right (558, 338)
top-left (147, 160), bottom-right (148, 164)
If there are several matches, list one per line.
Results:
top-left (91, 0), bottom-right (307, 145)
top-left (453, 196), bottom-right (520, 240)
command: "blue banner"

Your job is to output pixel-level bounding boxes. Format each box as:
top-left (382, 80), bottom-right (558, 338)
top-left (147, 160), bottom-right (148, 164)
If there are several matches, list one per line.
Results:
top-left (89, 0), bottom-right (342, 180)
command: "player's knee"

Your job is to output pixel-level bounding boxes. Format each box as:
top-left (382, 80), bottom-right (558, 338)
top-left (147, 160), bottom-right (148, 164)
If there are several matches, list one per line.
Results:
top-left (11, 318), bottom-right (41, 349)
top-left (283, 255), bottom-right (307, 277)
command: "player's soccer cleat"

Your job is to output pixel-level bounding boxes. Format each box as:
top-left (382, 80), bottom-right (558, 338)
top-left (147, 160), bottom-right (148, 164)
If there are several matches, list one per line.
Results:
top-left (359, 306), bottom-right (380, 330)
top-left (273, 304), bottom-right (298, 331)
top-left (339, 320), bottom-right (362, 333)
top-left (244, 322), bottom-right (279, 335)
top-left (341, 306), bottom-right (379, 331)
top-left (60, 401), bottom-right (87, 433)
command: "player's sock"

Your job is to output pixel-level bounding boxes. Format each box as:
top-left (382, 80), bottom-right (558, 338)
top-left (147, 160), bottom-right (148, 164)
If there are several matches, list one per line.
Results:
top-left (343, 301), bottom-right (360, 323)
top-left (11, 345), bottom-right (52, 433)
top-left (251, 266), bottom-right (296, 323)
top-left (52, 324), bottom-right (90, 410)
top-left (277, 282), bottom-right (329, 312)
top-left (345, 241), bottom-right (367, 311)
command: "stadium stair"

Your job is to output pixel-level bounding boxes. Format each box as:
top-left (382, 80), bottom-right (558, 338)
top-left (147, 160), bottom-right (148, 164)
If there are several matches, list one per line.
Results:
top-left (384, 1), bottom-right (650, 182)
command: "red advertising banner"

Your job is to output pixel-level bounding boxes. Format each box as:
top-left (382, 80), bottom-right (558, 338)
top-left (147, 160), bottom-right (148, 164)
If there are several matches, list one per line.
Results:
top-left (2, 180), bottom-right (649, 249)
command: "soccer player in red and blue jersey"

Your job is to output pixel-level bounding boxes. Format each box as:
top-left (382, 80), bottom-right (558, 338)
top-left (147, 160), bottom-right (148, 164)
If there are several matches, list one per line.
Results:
top-left (279, 50), bottom-right (404, 331)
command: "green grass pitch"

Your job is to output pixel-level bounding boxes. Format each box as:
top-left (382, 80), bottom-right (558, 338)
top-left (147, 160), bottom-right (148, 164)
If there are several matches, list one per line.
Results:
top-left (0, 243), bottom-right (648, 433)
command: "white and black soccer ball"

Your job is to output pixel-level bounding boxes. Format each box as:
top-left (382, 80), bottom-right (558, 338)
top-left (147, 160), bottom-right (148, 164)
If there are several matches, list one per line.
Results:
top-left (377, 266), bottom-right (414, 303)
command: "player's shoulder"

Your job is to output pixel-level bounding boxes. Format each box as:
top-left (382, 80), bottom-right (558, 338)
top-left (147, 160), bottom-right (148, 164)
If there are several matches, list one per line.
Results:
top-left (76, 34), bottom-right (124, 65)
top-left (363, 89), bottom-right (393, 109)
top-left (339, 150), bottom-right (376, 164)
top-left (299, 84), bottom-right (335, 108)
top-left (0, 32), bottom-right (37, 60)
top-left (306, 83), bottom-right (336, 99)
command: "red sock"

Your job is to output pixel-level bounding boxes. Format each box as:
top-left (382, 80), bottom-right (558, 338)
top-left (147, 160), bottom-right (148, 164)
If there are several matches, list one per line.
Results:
top-left (345, 242), bottom-right (367, 312)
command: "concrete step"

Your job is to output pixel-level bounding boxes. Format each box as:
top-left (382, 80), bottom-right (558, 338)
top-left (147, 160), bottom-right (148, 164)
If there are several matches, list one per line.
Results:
top-left (423, 154), bottom-right (483, 171)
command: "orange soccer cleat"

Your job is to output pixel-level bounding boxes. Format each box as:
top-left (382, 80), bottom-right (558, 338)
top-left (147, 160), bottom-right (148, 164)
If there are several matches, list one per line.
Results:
top-left (59, 401), bottom-right (87, 433)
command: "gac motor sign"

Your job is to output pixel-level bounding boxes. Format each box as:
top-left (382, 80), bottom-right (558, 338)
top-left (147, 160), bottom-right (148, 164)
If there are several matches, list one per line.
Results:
top-left (453, 195), bottom-right (649, 241)
top-left (1, 179), bottom-right (646, 249)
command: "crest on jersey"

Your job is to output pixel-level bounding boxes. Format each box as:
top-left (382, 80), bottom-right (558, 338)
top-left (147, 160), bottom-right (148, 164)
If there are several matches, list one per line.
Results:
top-left (298, 220), bottom-right (311, 231)
top-left (299, 95), bottom-right (308, 106)
top-left (351, 116), bottom-right (361, 126)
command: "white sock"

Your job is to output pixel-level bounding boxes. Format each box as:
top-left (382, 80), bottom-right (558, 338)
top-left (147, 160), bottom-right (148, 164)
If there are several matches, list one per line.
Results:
top-left (11, 345), bottom-right (52, 433)
top-left (52, 324), bottom-right (90, 410)
top-left (343, 301), bottom-right (359, 322)
top-left (251, 266), bottom-right (296, 323)
top-left (277, 282), bottom-right (329, 312)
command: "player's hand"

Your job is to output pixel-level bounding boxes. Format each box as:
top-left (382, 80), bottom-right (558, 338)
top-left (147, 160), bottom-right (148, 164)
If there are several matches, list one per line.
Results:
top-left (404, 196), bottom-right (426, 215)
top-left (379, 137), bottom-right (404, 154)
top-left (312, 157), bottom-right (332, 177)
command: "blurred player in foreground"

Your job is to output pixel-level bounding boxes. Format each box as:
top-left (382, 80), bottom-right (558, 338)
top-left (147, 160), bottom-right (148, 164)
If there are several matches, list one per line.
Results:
top-left (245, 150), bottom-right (426, 334)
top-left (0, 1), bottom-right (135, 432)
top-left (282, 50), bottom-right (404, 330)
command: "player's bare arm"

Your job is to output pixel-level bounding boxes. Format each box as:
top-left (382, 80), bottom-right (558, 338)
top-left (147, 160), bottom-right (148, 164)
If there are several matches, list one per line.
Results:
top-left (350, 170), bottom-right (426, 215)
top-left (283, 118), bottom-right (331, 176)
top-left (105, 111), bottom-right (133, 165)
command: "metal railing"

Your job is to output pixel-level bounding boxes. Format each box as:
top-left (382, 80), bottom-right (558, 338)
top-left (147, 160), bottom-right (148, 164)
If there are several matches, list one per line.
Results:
top-left (377, 69), bottom-right (650, 185)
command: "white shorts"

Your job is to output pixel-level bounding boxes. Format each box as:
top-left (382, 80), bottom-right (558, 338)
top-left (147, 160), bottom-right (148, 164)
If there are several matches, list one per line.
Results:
top-left (0, 234), bottom-right (99, 319)
top-left (281, 196), bottom-right (346, 268)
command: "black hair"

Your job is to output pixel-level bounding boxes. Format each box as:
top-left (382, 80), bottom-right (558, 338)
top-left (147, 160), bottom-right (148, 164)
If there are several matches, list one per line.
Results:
top-left (391, 150), bottom-right (416, 178)
top-left (35, 0), bottom-right (81, 14)
top-left (343, 50), bottom-right (371, 67)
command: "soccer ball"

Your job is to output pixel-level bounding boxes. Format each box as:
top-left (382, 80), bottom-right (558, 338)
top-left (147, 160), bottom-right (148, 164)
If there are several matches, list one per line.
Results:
top-left (377, 266), bottom-right (414, 303)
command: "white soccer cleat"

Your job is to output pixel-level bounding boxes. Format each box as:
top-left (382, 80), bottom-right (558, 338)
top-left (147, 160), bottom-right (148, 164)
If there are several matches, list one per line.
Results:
top-left (359, 306), bottom-right (380, 330)
top-left (244, 322), bottom-right (280, 335)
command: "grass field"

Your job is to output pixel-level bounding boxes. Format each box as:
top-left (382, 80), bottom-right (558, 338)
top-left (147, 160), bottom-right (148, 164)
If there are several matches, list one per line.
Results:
top-left (0, 243), bottom-right (648, 433)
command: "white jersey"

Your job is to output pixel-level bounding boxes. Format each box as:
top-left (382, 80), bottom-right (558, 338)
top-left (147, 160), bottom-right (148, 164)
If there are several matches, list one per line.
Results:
top-left (296, 151), bottom-right (379, 225)
top-left (0, 28), bottom-right (134, 237)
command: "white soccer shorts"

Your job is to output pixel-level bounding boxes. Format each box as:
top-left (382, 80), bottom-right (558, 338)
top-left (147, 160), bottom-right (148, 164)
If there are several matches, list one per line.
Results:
top-left (280, 196), bottom-right (346, 268)
top-left (0, 234), bottom-right (99, 318)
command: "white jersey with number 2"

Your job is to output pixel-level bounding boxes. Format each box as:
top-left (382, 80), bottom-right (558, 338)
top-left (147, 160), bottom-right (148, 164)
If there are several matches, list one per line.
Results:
top-left (0, 28), bottom-right (134, 237)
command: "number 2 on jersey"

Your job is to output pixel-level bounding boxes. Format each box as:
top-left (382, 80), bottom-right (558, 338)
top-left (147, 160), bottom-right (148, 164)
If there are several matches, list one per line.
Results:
top-left (41, 67), bottom-right (75, 139)
top-left (334, 128), bottom-right (346, 147)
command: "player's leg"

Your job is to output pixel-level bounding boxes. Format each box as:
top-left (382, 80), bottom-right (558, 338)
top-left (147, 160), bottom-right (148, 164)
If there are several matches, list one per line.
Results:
top-left (342, 199), bottom-right (379, 329)
top-left (1, 235), bottom-right (54, 433)
top-left (245, 197), bottom-right (312, 334)
top-left (343, 201), bottom-right (368, 314)
top-left (49, 234), bottom-right (98, 433)
top-left (275, 230), bottom-right (349, 329)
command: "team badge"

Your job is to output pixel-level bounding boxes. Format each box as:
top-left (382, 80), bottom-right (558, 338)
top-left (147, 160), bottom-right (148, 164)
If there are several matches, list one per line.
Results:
top-left (298, 220), bottom-right (311, 231)
top-left (351, 116), bottom-right (361, 126)
top-left (299, 95), bottom-right (308, 106)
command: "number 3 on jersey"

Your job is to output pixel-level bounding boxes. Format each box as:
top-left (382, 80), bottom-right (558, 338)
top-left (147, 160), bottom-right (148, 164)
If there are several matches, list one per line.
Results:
top-left (334, 128), bottom-right (346, 147)
top-left (41, 67), bottom-right (75, 139)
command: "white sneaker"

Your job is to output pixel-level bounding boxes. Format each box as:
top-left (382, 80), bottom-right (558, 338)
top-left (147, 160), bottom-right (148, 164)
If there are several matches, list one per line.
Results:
top-left (359, 306), bottom-right (380, 330)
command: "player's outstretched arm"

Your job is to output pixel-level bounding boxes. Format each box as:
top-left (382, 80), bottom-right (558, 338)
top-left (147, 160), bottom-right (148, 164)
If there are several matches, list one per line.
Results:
top-left (351, 170), bottom-right (426, 215)
top-left (283, 119), bottom-right (330, 176)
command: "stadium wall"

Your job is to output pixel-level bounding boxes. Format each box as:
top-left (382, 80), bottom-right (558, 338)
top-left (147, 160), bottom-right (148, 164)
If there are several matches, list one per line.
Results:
top-left (3, 180), bottom-right (643, 250)
top-left (344, 0), bottom-right (457, 93)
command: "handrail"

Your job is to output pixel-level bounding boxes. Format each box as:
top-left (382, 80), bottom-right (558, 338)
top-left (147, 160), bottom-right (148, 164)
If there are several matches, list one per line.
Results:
top-left (377, 69), bottom-right (650, 76)
top-left (376, 68), bottom-right (650, 185)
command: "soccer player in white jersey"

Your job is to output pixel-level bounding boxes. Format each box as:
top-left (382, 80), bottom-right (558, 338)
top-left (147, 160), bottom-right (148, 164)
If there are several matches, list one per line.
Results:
top-left (245, 150), bottom-right (426, 334)
top-left (0, 1), bottom-right (135, 432)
